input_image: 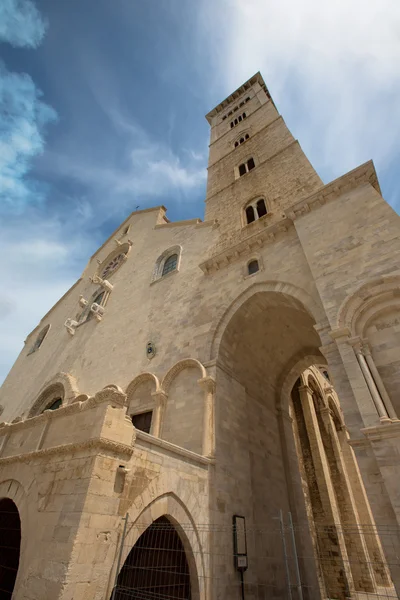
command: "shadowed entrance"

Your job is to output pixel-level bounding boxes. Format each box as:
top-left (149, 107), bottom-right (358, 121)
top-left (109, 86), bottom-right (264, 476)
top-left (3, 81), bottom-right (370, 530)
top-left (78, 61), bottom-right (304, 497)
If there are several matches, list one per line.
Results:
top-left (112, 516), bottom-right (192, 599)
top-left (0, 498), bottom-right (21, 599)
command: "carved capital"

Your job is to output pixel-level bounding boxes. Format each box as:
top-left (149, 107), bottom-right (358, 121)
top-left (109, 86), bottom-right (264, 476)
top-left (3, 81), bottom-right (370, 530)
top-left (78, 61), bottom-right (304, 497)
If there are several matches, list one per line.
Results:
top-left (151, 390), bottom-right (168, 406)
top-left (329, 327), bottom-right (351, 341)
top-left (198, 376), bottom-right (216, 394)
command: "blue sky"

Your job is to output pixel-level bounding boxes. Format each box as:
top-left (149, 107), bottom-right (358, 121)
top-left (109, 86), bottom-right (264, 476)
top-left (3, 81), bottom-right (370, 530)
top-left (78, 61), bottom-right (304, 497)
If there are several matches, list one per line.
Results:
top-left (1, 0), bottom-right (400, 384)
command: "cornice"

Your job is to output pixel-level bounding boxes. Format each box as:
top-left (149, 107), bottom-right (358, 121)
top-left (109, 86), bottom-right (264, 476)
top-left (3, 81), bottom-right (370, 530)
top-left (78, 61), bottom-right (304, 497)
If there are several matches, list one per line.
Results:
top-left (286, 161), bottom-right (380, 222)
top-left (199, 217), bottom-right (292, 274)
top-left (361, 420), bottom-right (400, 442)
top-left (135, 430), bottom-right (214, 467)
top-left (0, 437), bottom-right (133, 465)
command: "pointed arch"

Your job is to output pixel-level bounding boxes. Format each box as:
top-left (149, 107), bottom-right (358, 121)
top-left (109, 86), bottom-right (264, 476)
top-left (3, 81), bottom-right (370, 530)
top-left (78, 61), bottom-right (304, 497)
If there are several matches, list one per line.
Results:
top-left (126, 372), bottom-right (161, 399)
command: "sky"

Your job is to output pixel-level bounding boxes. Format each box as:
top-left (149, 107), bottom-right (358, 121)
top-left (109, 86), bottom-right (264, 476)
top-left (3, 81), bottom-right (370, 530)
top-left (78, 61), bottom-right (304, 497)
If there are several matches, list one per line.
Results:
top-left (1, 0), bottom-right (400, 384)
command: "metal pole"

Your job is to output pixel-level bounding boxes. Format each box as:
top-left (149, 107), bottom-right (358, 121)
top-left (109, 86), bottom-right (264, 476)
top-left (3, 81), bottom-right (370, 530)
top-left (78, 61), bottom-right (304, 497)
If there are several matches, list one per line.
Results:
top-left (111, 513), bottom-right (129, 600)
top-left (240, 570), bottom-right (245, 600)
top-left (279, 509), bottom-right (292, 600)
top-left (288, 512), bottom-right (303, 600)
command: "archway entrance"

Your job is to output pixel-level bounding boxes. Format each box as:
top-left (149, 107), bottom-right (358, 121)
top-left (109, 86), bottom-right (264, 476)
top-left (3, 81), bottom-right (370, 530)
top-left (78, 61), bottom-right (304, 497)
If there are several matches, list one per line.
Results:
top-left (213, 289), bottom-right (390, 599)
top-left (0, 498), bottom-right (21, 599)
top-left (112, 516), bottom-right (192, 599)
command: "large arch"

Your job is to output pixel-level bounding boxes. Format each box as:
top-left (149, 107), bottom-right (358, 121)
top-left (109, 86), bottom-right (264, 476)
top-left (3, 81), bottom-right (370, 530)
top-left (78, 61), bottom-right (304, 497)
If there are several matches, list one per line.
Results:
top-left (109, 492), bottom-right (206, 600)
top-left (0, 498), bottom-right (21, 598)
top-left (208, 280), bottom-right (324, 360)
top-left (28, 372), bottom-right (79, 418)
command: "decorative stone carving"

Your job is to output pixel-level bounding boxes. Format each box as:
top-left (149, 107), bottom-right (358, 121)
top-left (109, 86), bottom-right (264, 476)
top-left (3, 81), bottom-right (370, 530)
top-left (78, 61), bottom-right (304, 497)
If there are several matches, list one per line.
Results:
top-left (90, 303), bottom-right (105, 321)
top-left (64, 318), bottom-right (78, 336)
top-left (79, 295), bottom-right (88, 307)
top-left (90, 274), bottom-right (114, 292)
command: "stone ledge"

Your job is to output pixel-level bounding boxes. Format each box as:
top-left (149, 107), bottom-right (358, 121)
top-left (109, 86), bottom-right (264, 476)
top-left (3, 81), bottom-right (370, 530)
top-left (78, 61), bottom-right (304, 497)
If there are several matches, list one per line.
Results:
top-left (199, 218), bottom-right (292, 274)
top-left (286, 160), bottom-right (380, 222)
top-left (0, 437), bottom-right (134, 465)
top-left (135, 430), bottom-right (214, 467)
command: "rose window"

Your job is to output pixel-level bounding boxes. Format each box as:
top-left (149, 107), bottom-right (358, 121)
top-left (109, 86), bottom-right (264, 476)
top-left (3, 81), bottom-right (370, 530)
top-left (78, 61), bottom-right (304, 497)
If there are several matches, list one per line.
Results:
top-left (101, 253), bottom-right (126, 279)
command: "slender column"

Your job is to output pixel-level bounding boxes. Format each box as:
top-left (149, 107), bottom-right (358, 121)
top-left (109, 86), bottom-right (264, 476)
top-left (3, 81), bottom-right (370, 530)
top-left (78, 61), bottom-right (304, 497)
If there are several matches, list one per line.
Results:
top-left (150, 391), bottom-right (167, 437)
top-left (338, 427), bottom-right (392, 587)
top-left (329, 328), bottom-right (382, 427)
top-left (362, 340), bottom-right (397, 420)
top-left (350, 338), bottom-right (390, 422)
top-left (299, 384), bottom-right (355, 597)
top-left (320, 407), bottom-right (376, 592)
top-left (198, 376), bottom-right (216, 457)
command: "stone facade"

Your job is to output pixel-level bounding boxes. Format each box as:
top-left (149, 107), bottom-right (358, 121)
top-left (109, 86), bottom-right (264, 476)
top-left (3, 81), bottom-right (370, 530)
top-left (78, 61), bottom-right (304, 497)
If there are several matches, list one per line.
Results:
top-left (0, 72), bottom-right (400, 599)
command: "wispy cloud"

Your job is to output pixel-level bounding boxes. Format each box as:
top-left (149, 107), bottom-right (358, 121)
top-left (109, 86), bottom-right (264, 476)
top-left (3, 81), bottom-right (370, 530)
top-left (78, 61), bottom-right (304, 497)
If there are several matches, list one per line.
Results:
top-left (0, 63), bottom-right (57, 212)
top-left (200, 0), bottom-right (400, 191)
top-left (0, 0), bottom-right (47, 48)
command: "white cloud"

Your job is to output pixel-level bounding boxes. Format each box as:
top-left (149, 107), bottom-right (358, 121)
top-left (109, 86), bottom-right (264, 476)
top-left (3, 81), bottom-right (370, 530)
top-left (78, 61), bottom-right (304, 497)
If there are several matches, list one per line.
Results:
top-left (200, 0), bottom-right (400, 191)
top-left (0, 0), bottom-right (47, 48)
top-left (0, 63), bottom-right (57, 212)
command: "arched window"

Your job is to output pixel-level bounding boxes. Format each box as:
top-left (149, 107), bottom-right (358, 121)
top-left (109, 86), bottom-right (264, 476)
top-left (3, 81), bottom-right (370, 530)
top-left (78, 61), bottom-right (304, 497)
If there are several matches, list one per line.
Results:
top-left (238, 115), bottom-right (242, 122)
top-left (245, 133), bottom-right (249, 140)
top-left (28, 324), bottom-right (50, 355)
top-left (238, 158), bottom-right (255, 177)
top-left (42, 398), bottom-right (62, 413)
top-left (243, 112), bottom-right (246, 119)
top-left (240, 137), bottom-right (244, 144)
top-left (162, 254), bottom-right (178, 276)
top-left (235, 141), bottom-right (239, 148)
top-left (248, 260), bottom-right (259, 275)
top-left (246, 206), bottom-right (255, 224)
top-left (0, 499), bottom-right (21, 598)
top-left (245, 96), bottom-right (250, 102)
top-left (231, 122), bottom-right (234, 128)
top-left (244, 198), bottom-right (268, 224)
top-left (85, 291), bottom-right (105, 322)
top-left (153, 246), bottom-right (181, 283)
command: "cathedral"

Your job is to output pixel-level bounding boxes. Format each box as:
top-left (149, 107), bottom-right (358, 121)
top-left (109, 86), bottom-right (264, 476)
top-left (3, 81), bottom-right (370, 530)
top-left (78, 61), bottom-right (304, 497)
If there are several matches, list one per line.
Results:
top-left (0, 72), bottom-right (400, 600)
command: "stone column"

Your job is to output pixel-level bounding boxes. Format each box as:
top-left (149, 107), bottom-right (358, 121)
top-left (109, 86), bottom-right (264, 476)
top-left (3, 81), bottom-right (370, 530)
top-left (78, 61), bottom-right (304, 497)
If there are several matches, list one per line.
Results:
top-left (198, 376), bottom-right (216, 457)
top-left (299, 384), bottom-right (355, 598)
top-left (362, 340), bottom-right (398, 421)
top-left (150, 390), bottom-right (167, 438)
top-left (329, 328), bottom-right (381, 428)
top-left (337, 427), bottom-right (392, 587)
top-left (320, 407), bottom-right (376, 592)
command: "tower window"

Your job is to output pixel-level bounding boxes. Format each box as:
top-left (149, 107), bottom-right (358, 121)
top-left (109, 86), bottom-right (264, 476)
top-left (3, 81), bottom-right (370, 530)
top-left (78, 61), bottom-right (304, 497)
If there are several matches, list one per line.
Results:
top-left (234, 118), bottom-right (238, 125)
top-left (245, 97), bottom-right (250, 102)
top-left (246, 206), bottom-right (255, 224)
top-left (244, 198), bottom-right (268, 224)
top-left (235, 141), bottom-right (239, 148)
top-left (231, 122), bottom-right (234, 128)
top-left (132, 411), bottom-right (153, 434)
top-left (256, 199), bottom-right (267, 218)
top-left (222, 115), bottom-right (227, 120)
top-left (162, 253), bottom-right (178, 276)
top-left (239, 163), bottom-right (247, 177)
top-left (238, 115), bottom-right (242, 122)
top-left (234, 134), bottom-right (250, 149)
top-left (238, 158), bottom-right (255, 177)
top-left (248, 260), bottom-right (259, 275)
top-left (242, 112), bottom-right (246, 119)
top-left (245, 134), bottom-right (249, 140)
top-left (240, 137), bottom-right (244, 144)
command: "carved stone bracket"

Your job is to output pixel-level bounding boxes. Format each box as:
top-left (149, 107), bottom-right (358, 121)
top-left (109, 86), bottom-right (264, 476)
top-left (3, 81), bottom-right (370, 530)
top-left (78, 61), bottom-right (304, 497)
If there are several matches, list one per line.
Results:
top-left (64, 318), bottom-right (79, 336)
top-left (90, 274), bottom-right (114, 292)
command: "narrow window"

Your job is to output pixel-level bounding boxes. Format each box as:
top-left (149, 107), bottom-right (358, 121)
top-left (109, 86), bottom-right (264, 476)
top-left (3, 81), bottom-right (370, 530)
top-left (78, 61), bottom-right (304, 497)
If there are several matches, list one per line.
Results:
top-left (86, 291), bottom-right (105, 321)
top-left (246, 206), bottom-right (255, 224)
top-left (238, 116), bottom-right (242, 122)
top-left (234, 106), bottom-right (238, 112)
top-left (247, 157), bottom-right (255, 171)
top-left (240, 138), bottom-right (244, 144)
top-left (122, 225), bottom-right (130, 235)
top-left (228, 111), bottom-right (232, 116)
top-left (239, 163), bottom-right (247, 177)
top-left (245, 97), bottom-right (250, 102)
top-left (234, 118), bottom-right (238, 125)
top-left (222, 115), bottom-right (227, 120)
top-left (132, 411), bottom-right (153, 434)
top-left (162, 254), bottom-right (178, 276)
top-left (245, 134), bottom-right (249, 140)
top-left (231, 122), bottom-right (234, 128)
top-left (323, 371), bottom-right (330, 381)
top-left (235, 141), bottom-right (239, 148)
top-left (256, 199), bottom-right (267, 218)
top-left (242, 112), bottom-right (246, 119)
top-left (28, 324), bottom-right (50, 355)
top-left (248, 260), bottom-right (259, 275)
top-left (240, 101), bottom-right (244, 107)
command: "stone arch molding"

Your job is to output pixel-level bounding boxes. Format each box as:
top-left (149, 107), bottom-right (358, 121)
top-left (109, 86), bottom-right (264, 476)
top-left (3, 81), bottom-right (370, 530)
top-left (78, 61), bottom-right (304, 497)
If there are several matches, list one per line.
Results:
top-left (162, 359), bottom-right (207, 393)
top-left (113, 491), bottom-right (206, 600)
top-left (279, 353), bottom-right (327, 414)
top-left (337, 271), bottom-right (400, 336)
top-left (125, 372), bottom-right (161, 401)
top-left (209, 280), bottom-right (325, 360)
top-left (28, 372), bottom-right (79, 418)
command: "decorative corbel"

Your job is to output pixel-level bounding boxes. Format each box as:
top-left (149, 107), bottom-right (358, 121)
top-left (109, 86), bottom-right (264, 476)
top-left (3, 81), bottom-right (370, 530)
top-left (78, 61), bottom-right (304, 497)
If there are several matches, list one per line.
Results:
top-left (90, 303), bottom-right (104, 322)
top-left (90, 274), bottom-right (114, 292)
top-left (65, 318), bottom-right (79, 336)
top-left (79, 295), bottom-right (88, 308)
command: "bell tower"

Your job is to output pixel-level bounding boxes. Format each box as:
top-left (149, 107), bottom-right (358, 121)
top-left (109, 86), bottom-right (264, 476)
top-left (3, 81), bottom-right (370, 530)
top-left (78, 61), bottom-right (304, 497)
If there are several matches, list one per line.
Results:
top-left (204, 73), bottom-right (323, 244)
